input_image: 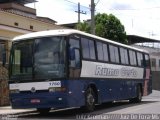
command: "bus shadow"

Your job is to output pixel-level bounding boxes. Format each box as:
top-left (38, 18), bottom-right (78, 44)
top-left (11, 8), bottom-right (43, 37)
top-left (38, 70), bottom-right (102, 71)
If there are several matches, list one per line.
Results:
top-left (18, 100), bottom-right (157, 119)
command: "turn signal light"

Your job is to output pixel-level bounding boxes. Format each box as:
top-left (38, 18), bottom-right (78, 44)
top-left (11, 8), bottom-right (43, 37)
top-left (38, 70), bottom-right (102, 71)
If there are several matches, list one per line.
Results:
top-left (10, 89), bottom-right (20, 94)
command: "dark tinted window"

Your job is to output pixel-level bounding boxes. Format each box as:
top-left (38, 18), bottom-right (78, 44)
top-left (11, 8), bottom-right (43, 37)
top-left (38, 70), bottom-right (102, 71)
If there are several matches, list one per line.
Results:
top-left (109, 45), bottom-right (119, 63)
top-left (69, 38), bottom-right (80, 48)
top-left (81, 38), bottom-right (89, 58)
top-left (97, 42), bottom-right (103, 60)
top-left (34, 37), bottom-right (66, 79)
top-left (89, 40), bottom-right (96, 59)
top-left (96, 42), bottom-right (109, 61)
top-left (137, 52), bottom-right (143, 67)
top-left (69, 38), bottom-right (80, 68)
top-left (129, 50), bottom-right (137, 66)
top-left (120, 47), bottom-right (129, 64)
top-left (103, 44), bottom-right (109, 61)
top-left (81, 38), bottom-right (96, 60)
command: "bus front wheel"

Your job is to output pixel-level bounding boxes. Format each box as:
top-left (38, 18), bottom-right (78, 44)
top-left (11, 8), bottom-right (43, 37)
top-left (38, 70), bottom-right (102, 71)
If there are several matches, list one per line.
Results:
top-left (83, 87), bottom-right (96, 112)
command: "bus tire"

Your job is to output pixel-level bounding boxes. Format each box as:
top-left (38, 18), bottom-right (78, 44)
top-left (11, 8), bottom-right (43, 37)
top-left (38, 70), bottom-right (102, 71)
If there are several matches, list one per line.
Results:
top-left (37, 108), bottom-right (50, 115)
top-left (84, 87), bottom-right (96, 112)
top-left (130, 85), bottom-right (142, 103)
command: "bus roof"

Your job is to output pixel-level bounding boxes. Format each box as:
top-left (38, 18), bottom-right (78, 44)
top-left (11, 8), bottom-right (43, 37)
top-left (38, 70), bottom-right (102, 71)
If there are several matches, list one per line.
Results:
top-left (13, 29), bottom-right (148, 53)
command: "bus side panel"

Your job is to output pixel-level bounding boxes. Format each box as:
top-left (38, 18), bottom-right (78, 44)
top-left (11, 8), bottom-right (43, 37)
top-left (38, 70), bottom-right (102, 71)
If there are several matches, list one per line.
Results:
top-left (98, 79), bottom-right (140, 103)
top-left (66, 80), bottom-right (86, 107)
top-left (67, 79), bottom-right (143, 107)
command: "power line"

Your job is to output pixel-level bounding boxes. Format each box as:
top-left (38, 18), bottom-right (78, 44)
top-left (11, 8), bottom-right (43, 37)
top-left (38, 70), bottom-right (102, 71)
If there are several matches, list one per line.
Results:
top-left (63, 0), bottom-right (90, 13)
top-left (95, 0), bottom-right (100, 6)
top-left (64, 0), bottom-right (90, 9)
top-left (63, 0), bottom-right (90, 22)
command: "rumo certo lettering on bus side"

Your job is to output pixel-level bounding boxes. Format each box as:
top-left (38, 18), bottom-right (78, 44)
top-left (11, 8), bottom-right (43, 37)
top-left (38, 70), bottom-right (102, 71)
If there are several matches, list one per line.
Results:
top-left (95, 65), bottom-right (137, 77)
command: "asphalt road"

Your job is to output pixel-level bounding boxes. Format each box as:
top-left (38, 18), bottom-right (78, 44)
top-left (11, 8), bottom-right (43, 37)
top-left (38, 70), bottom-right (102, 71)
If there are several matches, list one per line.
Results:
top-left (5, 90), bottom-right (160, 120)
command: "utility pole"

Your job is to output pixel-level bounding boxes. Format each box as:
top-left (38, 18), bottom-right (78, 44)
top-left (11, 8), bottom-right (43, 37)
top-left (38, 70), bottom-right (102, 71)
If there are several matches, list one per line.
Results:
top-left (75, 2), bottom-right (86, 23)
top-left (91, 0), bottom-right (95, 34)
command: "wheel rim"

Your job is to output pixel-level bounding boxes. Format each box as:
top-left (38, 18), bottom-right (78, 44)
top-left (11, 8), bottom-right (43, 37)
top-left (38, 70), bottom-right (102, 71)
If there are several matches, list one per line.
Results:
top-left (87, 93), bottom-right (95, 106)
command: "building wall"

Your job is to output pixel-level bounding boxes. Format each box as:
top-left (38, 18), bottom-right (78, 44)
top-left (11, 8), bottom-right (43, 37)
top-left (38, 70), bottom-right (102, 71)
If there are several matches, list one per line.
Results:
top-left (0, 10), bottom-right (63, 32)
top-left (150, 55), bottom-right (160, 71)
top-left (152, 72), bottom-right (160, 90)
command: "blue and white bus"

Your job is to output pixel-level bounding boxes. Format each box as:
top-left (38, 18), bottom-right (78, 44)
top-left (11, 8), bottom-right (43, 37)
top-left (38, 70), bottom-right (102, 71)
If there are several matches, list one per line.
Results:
top-left (9, 29), bottom-right (152, 113)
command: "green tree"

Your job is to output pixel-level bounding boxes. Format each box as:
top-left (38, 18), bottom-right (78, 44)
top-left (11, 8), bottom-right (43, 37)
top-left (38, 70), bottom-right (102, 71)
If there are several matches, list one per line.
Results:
top-left (76, 13), bottom-right (127, 44)
top-left (76, 22), bottom-right (90, 33)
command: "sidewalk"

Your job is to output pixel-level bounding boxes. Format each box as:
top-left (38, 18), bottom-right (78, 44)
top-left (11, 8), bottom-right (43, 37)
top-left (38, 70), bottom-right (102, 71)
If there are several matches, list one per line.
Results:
top-left (143, 90), bottom-right (160, 101)
top-left (0, 106), bottom-right (36, 115)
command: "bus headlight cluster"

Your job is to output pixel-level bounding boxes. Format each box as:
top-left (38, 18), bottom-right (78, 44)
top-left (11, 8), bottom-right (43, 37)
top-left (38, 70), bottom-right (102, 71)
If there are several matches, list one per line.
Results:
top-left (10, 89), bottom-right (20, 94)
top-left (48, 87), bottom-right (66, 92)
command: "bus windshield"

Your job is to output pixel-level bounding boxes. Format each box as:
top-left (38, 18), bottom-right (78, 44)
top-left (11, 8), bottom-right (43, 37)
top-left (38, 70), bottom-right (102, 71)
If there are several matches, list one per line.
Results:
top-left (10, 36), bottom-right (66, 80)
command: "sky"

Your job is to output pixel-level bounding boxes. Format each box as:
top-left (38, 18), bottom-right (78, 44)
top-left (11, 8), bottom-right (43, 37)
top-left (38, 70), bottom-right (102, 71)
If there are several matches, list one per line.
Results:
top-left (26, 0), bottom-right (160, 40)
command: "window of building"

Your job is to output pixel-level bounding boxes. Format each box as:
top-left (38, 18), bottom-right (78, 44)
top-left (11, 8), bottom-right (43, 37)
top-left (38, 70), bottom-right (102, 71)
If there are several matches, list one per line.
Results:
top-left (109, 45), bottom-right (119, 63)
top-left (14, 22), bottom-right (19, 26)
top-left (120, 47), bottom-right (129, 65)
top-left (96, 42), bottom-right (109, 62)
top-left (129, 50), bottom-right (137, 66)
top-left (30, 25), bottom-right (33, 30)
top-left (137, 52), bottom-right (143, 67)
top-left (151, 58), bottom-right (156, 67)
top-left (81, 37), bottom-right (96, 60)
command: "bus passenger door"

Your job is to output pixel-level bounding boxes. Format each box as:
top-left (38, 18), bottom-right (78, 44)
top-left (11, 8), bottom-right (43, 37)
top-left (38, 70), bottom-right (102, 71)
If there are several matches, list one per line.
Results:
top-left (69, 37), bottom-right (81, 78)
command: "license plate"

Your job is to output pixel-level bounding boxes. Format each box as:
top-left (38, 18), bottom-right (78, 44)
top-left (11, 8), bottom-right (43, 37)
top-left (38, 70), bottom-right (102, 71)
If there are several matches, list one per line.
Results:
top-left (30, 99), bottom-right (40, 103)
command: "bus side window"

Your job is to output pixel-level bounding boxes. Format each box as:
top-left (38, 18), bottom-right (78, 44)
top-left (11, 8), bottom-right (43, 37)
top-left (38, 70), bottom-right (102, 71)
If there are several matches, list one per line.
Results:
top-left (96, 41), bottom-right (109, 62)
top-left (74, 49), bottom-right (80, 68)
top-left (137, 52), bottom-right (143, 67)
top-left (120, 47), bottom-right (129, 65)
top-left (69, 47), bottom-right (80, 68)
top-left (69, 37), bottom-right (81, 78)
top-left (69, 38), bottom-right (80, 68)
top-left (109, 45), bottom-right (119, 63)
top-left (129, 50), bottom-right (137, 66)
top-left (81, 37), bottom-right (96, 60)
